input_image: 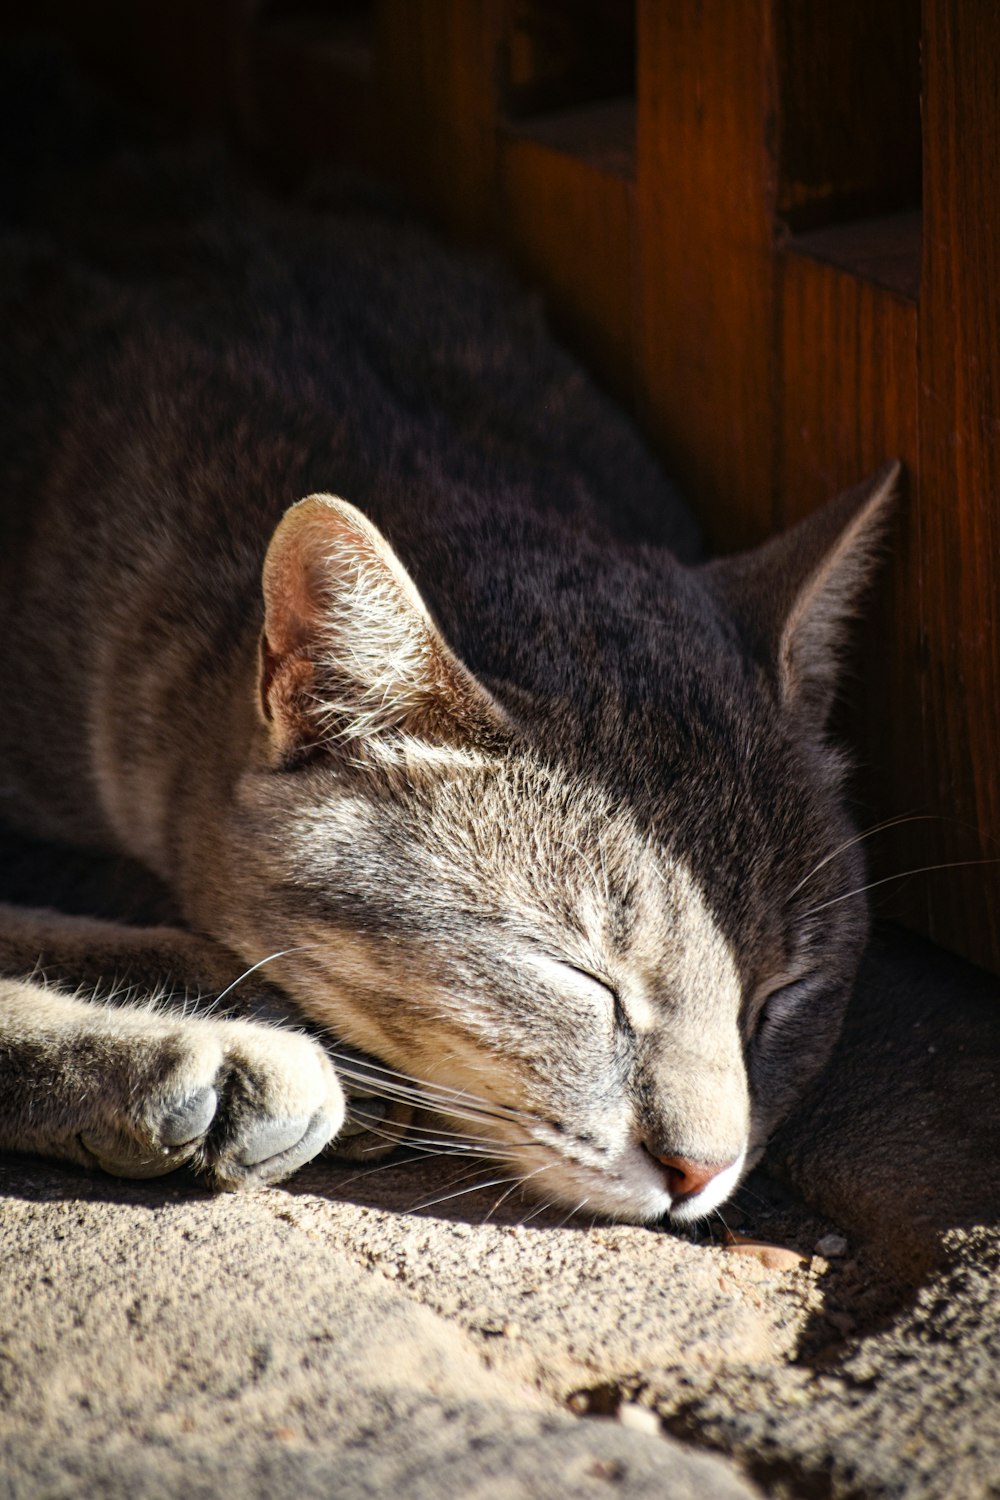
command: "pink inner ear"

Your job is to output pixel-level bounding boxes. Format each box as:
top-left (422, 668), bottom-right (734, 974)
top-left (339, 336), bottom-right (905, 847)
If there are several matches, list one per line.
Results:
top-left (263, 515), bottom-right (341, 660)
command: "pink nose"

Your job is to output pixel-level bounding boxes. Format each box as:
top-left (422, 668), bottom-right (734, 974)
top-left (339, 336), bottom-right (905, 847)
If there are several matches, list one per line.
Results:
top-left (648, 1151), bottom-right (736, 1201)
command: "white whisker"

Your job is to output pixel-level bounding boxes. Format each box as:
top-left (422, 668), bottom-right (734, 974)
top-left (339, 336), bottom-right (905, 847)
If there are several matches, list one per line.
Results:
top-left (329, 1147), bottom-right (446, 1192)
top-left (323, 1044), bottom-right (535, 1127)
top-left (483, 1162), bottom-right (558, 1224)
top-left (213, 947), bottom-right (310, 1006)
top-left (518, 1196), bottom-right (558, 1227)
top-left (801, 856), bottom-right (1000, 919)
top-left (787, 812), bottom-right (937, 901)
top-left (552, 1195), bottom-right (591, 1231)
top-left (410, 1173), bottom-right (517, 1213)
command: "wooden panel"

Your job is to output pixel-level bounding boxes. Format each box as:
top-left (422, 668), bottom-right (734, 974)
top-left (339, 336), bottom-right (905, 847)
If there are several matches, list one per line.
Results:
top-left (373, 0), bottom-right (504, 241)
top-left (635, 0), bottom-right (778, 551)
top-left (502, 0), bottom-right (634, 117)
top-left (242, 4), bottom-right (378, 175)
top-left (503, 97), bottom-right (634, 176)
top-left (777, 259), bottom-right (918, 524)
top-left (777, 253), bottom-right (925, 927)
top-left (774, 0), bottom-right (921, 231)
top-left (915, 0), bottom-right (1000, 970)
top-left (790, 211), bottom-right (921, 302)
top-left (499, 104), bottom-right (635, 404)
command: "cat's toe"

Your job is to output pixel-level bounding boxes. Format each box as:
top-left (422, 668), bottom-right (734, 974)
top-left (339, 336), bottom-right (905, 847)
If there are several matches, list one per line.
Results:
top-left (215, 1105), bottom-right (340, 1188)
top-left (159, 1085), bottom-right (218, 1146)
top-left (236, 1114), bottom-right (313, 1166)
top-left (198, 1027), bottom-right (345, 1189)
top-left (81, 1074), bottom-right (224, 1179)
top-left (79, 1119), bottom-right (203, 1180)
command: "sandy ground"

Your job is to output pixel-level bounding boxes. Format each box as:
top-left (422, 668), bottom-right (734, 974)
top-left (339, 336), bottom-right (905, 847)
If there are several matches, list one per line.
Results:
top-left (2, 926), bottom-right (999, 1499)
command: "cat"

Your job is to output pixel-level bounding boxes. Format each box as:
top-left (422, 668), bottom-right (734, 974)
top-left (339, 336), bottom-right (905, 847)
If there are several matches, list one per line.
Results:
top-left (0, 68), bottom-right (898, 1225)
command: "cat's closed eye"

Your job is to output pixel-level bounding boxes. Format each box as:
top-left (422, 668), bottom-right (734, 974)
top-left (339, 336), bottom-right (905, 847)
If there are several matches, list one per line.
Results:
top-left (750, 974), bottom-right (820, 1044)
top-left (565, 964), bottom-right (632, 1033)
top-left (523, 951), bottom-right (628, 1029)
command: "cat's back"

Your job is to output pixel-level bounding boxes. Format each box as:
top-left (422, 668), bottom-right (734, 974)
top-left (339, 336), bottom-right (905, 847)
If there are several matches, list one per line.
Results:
top-left (1, 129), bottom-right (704, 690)
top-left (0, 44), bottom-right (697, 593)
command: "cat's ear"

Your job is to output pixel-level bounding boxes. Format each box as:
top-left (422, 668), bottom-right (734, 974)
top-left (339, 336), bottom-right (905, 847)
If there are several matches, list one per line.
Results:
top-left (258, 494), bottom-right (507, 761)
top-left (704, 461), bottom-right (900, 729)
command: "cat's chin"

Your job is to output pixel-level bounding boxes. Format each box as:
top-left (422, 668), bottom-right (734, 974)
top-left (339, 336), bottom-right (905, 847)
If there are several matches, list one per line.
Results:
top-left (513, 1140), bottom-right (748, 1228)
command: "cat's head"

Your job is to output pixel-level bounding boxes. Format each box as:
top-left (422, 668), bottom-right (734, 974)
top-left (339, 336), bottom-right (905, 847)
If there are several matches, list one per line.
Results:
top-left (221, 465), bottom-right (898, 1224)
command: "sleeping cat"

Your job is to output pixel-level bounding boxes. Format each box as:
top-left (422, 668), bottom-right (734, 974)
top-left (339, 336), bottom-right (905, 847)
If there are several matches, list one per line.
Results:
top-left (0, 100), bottom-right (897, 1225)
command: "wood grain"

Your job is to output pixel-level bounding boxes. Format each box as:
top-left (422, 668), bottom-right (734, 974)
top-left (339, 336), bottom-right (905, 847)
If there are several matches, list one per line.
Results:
top-left (916, 0), bottom-right (1000, 969)
top-left (502, 0), bottom-right (634, 117)
top-left (777, 253), bottom-right (925, 929)
top-left (790, 211), bottom-right (921, 302)
top-left (499, 105), bottom-right (635, 405)
top-left (774, 0), bottom-right (921, 230)
top-left (373, 0), bottom-right (504, 242)
top-left (635, 0), bottom-right (779, 550)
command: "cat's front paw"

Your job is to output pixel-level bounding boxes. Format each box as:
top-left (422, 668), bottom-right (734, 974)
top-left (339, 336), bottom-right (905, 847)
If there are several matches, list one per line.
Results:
top-left (80, 1022), bottom-right (345, 1189)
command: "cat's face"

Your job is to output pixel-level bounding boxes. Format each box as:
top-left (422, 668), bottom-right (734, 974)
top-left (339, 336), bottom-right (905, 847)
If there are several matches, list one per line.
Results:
top-left (216, 469), bottom-right (895, 1224)
top-left (229, 729), bottom-right (862, 1224)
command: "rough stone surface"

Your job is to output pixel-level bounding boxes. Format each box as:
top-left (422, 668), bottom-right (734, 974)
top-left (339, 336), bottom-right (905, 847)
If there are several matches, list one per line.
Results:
top-left (1, 926), bottom-right (999, 1499)
top-left (0, 1161), bottom-right (760, 1500)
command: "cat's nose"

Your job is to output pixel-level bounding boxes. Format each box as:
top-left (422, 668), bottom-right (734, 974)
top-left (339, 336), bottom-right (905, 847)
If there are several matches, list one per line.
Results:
top-left (646, 1149), bottom-right (736, 1202)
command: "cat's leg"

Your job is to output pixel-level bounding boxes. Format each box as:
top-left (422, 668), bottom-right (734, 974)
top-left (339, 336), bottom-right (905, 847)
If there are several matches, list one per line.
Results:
top-left (0, 903), bottom-right (346, 1187)
top-left (0, 903), bottom-right (272, 1006)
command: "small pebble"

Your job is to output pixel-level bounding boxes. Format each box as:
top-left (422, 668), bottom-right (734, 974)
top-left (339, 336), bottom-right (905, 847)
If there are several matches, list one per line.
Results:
top-left (722, 1231), bottom-right (809, 1271)
top-left (815, 1232), bottom-right (849, 1258)
top-left (617, 1402), bottom-right (661, 1437)
top-left (586, 1458), bottom-right (627, 1482)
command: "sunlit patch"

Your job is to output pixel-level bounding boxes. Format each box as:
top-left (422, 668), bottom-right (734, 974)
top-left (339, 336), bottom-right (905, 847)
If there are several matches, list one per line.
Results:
top-left (619, 983), bottom-right (657, 1033)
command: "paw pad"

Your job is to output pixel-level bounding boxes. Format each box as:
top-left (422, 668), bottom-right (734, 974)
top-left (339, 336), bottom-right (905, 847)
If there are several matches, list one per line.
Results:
top-left (158, 1086), bottom-right (218, 1147)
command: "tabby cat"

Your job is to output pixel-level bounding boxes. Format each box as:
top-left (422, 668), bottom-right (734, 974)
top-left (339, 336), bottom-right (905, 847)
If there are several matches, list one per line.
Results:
top-left (0, 70), bottom-right (897, 1224)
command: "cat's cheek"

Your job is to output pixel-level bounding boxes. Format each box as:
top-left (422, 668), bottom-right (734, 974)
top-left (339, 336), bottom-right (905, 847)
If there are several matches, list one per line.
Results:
top-left (744, 1023), bottom-right (836, 1151)
top-left (738, 1135), bottom-right (769, 1175)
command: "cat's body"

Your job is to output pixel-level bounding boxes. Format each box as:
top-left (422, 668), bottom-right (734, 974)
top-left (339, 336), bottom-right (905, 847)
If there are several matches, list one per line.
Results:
top-left (0, 94), bottom-right (897, 1223)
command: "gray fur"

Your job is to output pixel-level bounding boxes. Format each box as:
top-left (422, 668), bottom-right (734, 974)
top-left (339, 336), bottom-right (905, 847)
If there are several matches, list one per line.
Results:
top-left (0, 111), bottom-right (897, 1222)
